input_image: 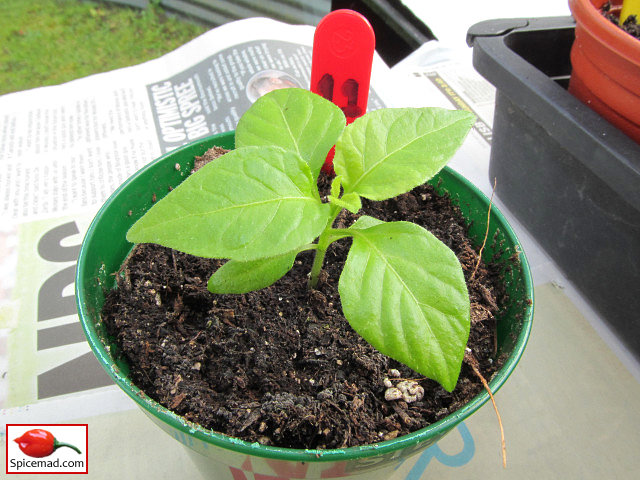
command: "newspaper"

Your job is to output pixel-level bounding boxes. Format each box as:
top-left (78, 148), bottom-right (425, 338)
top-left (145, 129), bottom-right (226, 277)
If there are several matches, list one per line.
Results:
top-left (0, 17), bottom-right (499, 478)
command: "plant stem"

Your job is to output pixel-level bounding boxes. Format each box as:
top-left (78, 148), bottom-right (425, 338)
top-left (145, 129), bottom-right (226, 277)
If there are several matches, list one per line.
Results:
top-left (309, 205), bottom-right (342, 289)
top-left (309, 236), bottom-right (329, 289)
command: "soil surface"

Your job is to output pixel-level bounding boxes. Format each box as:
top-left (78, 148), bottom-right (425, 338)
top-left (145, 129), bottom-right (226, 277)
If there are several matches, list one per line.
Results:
top-left (102, 147), bottom-right (516, 449)
top-left (602, 2), bottom-right (640, 39)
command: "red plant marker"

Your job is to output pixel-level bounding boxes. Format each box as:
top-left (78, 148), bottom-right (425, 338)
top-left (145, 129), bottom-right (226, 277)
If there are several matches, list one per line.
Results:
top-left (14, 429), bottom-right (81, 458)
top-left (310, 9), bottom-right (375, 175)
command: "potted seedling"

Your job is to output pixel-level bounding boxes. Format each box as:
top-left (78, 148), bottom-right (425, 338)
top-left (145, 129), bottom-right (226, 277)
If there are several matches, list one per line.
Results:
top-left (76, 88), bottom-right (532, 479)
top-left (568, 0), bottom-right (640, 142)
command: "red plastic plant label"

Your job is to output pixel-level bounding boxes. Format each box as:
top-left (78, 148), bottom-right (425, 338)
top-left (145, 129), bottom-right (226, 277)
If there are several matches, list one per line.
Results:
top-left (310, 9), bottom-right (375, 174)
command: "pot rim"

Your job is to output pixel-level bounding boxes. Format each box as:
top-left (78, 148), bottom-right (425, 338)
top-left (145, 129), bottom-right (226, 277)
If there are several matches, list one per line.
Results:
top-left (570, 0), bottom-right (640, 63)
top-left (76, 132), bottom-right (533, 463)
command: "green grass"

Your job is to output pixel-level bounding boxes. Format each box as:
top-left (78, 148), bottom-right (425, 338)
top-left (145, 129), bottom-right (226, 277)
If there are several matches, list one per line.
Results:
top-left (0, 0), bottom-right (208, 95)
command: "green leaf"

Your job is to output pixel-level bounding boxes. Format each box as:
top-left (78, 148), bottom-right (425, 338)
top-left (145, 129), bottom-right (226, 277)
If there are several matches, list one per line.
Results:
top-left (339, 220), bottom-right (470, 392)
top-left (235, 88), bottom-right (346, 179)
top-left (328, 192), bottom-right (361, 214)
top-left (327, 176), bottom-right (361, 213)
top-left (349, 215), bottom-right (384, 230)
top-left (330, 175), bottom-right (343, 199)
top-left (334, 108), bottom-right (475, 201)
top-left (208, 251), bottom-right (298, 294)
top-left (127, 146), bottom-right (330, 261)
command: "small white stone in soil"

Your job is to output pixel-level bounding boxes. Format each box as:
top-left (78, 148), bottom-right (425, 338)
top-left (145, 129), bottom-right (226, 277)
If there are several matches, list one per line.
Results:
top-left (384, 387), bottom-right (403, 401)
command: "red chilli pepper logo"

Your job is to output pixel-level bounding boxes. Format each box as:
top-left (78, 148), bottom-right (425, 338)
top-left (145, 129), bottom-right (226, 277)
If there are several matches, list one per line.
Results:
top-left (14, 429), bottom-right (81, 458)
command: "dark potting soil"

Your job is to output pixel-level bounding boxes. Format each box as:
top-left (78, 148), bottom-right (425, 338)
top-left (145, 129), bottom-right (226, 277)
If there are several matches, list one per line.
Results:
top-left (102, 147), bottom-right (516, 449)
top-left (602, 2), bottom-right (640, 39)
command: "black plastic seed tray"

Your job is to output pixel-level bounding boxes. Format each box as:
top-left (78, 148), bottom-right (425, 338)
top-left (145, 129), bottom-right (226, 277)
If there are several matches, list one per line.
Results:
top-left (468, 16), bottom-right (640, 357)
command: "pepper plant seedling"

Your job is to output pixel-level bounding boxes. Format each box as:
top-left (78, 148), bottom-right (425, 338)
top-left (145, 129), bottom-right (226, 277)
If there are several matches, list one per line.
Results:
top-left (127, 88), bottom-right (476, 392)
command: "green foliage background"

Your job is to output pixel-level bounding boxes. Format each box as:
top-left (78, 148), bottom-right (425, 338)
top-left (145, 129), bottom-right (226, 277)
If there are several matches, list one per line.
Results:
top-left (0, 0), bottom-right (207, 95)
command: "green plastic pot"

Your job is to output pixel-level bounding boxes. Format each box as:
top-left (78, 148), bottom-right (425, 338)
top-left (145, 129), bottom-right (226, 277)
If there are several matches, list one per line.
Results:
top-left (76, 131), bottom-right (533, 479)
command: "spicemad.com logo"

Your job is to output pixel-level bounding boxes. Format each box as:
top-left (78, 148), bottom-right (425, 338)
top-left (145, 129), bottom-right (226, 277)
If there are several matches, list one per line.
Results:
top-left (6, 424), bottom-right (88, 474)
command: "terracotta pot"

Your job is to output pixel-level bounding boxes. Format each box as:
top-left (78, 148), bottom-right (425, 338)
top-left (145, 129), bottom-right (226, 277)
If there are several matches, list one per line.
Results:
top-left (76, 131), bottom-right (533, 478)
top-left (568, 0), bottom-right (640, 142)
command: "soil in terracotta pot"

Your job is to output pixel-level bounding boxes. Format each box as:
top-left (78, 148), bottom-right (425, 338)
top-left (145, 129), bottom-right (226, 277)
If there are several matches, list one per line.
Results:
top-left (602, 2), bottom-right (640, 38)
top-left (101, 147), bottom-right (522, 449)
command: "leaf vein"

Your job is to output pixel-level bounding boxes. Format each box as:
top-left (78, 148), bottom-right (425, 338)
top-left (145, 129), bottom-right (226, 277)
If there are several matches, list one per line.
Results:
top-left (347, 114), bottom-right (458, 193)
top-left (353, 231), bottom-right (447, 360)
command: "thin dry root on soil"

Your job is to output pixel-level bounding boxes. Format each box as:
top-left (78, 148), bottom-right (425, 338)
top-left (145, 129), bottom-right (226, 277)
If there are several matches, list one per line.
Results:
top-left (464, 349), bottom-right (507, 468)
